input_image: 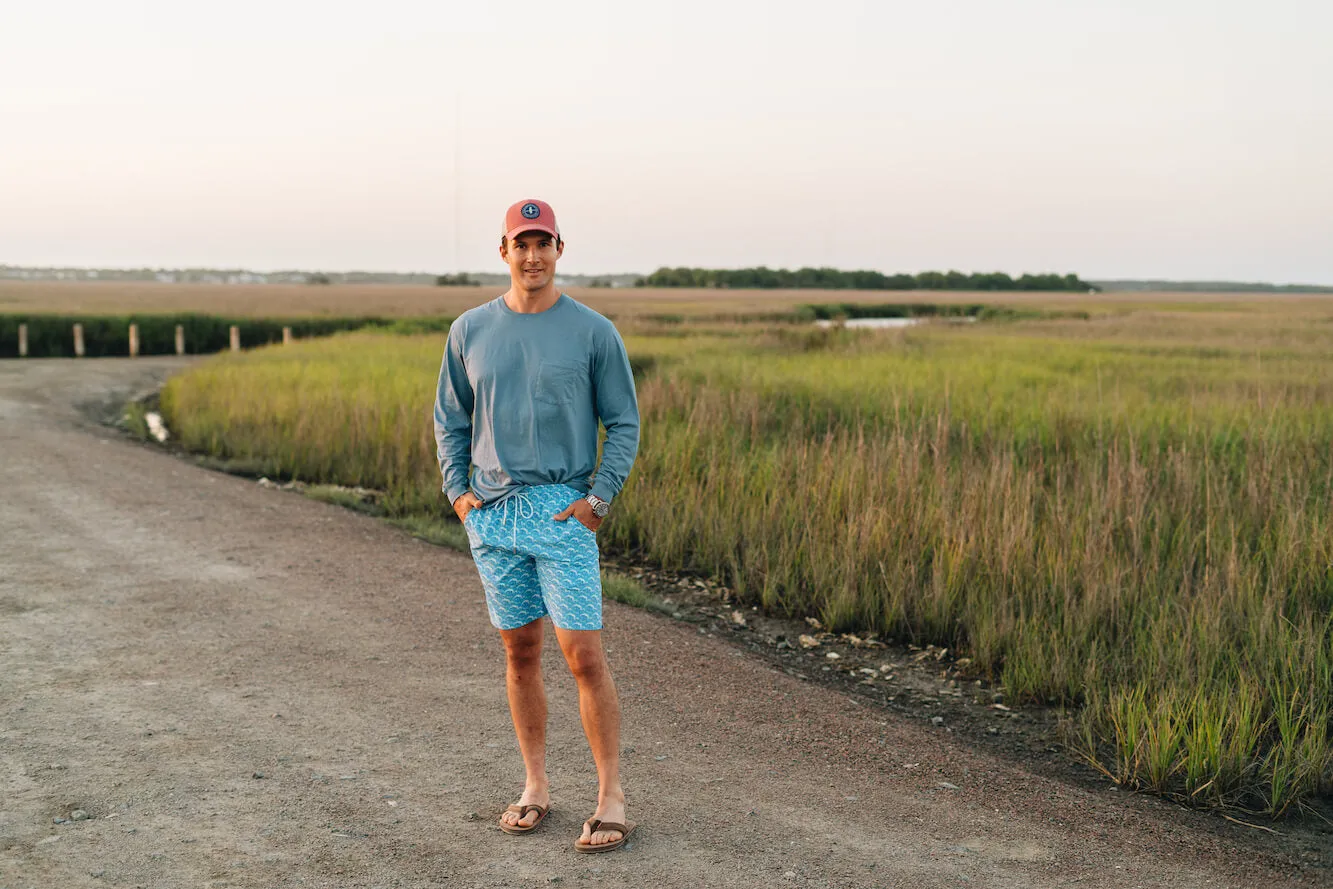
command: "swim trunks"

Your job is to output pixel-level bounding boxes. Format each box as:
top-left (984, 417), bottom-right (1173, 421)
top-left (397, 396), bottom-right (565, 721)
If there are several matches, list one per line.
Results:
top-left (464, 484), bottom-right (603, 631)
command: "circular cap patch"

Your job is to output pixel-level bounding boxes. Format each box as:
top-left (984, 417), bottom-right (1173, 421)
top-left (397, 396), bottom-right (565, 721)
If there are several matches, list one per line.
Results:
top-left (521, 202), bottom-right (541, 219)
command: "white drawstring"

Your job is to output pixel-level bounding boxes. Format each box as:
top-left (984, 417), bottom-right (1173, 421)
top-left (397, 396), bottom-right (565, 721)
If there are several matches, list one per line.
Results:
top-left (499, 489), bottom-right (537, 549)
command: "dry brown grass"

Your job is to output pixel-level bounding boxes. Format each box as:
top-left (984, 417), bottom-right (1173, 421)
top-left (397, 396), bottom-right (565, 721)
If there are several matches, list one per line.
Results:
top-left (7, 279), bottom-right (1329, 321)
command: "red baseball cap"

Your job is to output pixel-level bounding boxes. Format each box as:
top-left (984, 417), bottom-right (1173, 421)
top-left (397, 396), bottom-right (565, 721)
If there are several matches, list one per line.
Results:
top-left (502, 199), bottom-right (560, 241)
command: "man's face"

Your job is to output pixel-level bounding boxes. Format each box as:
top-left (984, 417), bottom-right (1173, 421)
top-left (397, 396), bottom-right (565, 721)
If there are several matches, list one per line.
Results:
top-left (501, 230), bottom-right (563, 292)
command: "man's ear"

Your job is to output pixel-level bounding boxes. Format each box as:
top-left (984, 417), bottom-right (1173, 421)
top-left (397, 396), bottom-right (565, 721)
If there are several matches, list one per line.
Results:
top-left (555, 239), bottom-right (565, 259)
top-left (499, 239), bottom-right (509, 261)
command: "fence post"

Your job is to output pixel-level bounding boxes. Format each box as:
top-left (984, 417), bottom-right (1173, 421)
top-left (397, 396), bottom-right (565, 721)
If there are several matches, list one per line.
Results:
top-left (175, 325), bottom-right (185, 355)
top-left (282, 326), bottom-right (292, 345)
top-left (73, 323), bottom-right (85, 358)
top-left (18, 324), bottom-right (27, 357)
top-left (129, 324), bottom-right (139, 358)
top-left (229, 326), bottom-right (240, 352)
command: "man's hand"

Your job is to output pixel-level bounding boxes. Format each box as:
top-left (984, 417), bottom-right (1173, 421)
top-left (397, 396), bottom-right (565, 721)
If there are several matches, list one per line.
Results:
top-left (453, 492), bottom-right (483, 523)
top-left (554, 498), bottom-right (602, 533)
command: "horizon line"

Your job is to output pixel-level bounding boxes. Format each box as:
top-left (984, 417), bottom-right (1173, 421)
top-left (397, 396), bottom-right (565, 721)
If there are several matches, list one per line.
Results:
top-left (3, 263), bottom-right (1332, 290)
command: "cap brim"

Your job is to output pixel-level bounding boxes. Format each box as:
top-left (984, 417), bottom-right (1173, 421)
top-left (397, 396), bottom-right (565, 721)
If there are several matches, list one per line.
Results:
top-left (504, 224), bottom-right (559, 241)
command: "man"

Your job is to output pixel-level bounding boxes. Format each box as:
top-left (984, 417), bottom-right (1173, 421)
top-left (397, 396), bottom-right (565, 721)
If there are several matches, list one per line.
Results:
top-left (433, 198), bottom-right (641, 853)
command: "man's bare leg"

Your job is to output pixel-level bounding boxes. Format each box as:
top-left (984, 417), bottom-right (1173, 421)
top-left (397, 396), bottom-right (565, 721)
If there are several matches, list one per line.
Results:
top-left (498, 618), bottom-right (550, 829)
top-left (553, 626), bottom-right (627, 847)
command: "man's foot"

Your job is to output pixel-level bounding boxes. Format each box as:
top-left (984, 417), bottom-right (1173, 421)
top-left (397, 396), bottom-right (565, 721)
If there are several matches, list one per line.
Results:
top-left (577, 797), bottom-right (629, 849)
top-left (499, 787), bottom-right (550, 832)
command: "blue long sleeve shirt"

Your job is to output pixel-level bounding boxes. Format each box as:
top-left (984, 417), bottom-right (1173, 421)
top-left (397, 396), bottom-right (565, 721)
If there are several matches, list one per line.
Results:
top-left (433, 293), bottom-right (640, 507)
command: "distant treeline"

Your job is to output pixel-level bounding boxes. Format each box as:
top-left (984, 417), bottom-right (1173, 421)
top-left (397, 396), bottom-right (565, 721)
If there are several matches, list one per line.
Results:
top-left (0, 313), bottom-right (453, 359)
top-left (1091, 279), bottom-right (1333, 294)
top-left (638, 267), bottom-right (1097, 292)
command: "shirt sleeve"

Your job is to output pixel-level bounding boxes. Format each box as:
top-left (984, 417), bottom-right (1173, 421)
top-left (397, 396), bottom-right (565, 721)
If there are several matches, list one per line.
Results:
top-left (588, 324), bottom-right (640, 503)
top-left (433, 322), bottom-right (474, 505)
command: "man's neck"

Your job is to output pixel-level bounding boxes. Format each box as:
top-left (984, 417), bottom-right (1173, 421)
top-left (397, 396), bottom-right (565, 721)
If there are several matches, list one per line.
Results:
top-left (502, 284), bottom-right (561, 314)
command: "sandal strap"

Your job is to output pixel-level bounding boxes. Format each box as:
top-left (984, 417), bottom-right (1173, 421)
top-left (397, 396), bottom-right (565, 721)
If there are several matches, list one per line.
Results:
top-left (507, 804), bottom-right (547, 817)
top-left (586, 818), bottom-right (627, 835)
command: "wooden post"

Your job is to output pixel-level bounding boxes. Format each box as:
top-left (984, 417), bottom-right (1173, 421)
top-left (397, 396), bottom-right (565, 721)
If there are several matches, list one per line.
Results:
top-left (128, 323), bottom-right (139, 358)
top-left (73, 323), bottom-right (85, 358)
top-left (229, 326), bottom-right (240, 352)
top-left (282, 326), bottom-right (292, 345)
top-left (175, 325), bottom-right (185, 355)
top-left (17, 324), bottom-right (27, 357)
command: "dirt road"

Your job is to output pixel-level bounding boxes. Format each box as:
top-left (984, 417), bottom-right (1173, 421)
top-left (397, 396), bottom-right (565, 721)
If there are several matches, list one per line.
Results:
top-left (0, 358), bottom-right (1323, 888)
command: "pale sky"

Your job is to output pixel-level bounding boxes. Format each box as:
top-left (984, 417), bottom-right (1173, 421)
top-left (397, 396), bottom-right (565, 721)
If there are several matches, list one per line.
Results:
top-left (3, 1), bottom-right (1331, 282)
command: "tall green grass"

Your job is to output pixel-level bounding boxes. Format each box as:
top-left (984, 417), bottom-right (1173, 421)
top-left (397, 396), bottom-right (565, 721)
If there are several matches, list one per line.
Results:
top-left (159, 314), bottom-right (1333, 816)
top-left (161, 334), bottom-right (447, 515)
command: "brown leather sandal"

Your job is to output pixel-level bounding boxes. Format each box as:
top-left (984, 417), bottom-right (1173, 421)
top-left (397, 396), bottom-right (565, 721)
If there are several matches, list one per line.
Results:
top-left (574, 817), bottom-right (636, 853)
top-left (498, 803), bottom-right (549, 835)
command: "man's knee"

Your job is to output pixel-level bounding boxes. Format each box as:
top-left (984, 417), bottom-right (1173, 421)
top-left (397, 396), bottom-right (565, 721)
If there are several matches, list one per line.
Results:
top-left (500, 620), bottom-right (543, 669)
top-left (561, 639), bottom-right (608, 683)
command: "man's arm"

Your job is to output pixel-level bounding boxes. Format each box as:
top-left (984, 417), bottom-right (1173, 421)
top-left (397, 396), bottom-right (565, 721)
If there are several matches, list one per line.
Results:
top-left (433, 322), bottom-right (474, 505)
top-left (588, 325), bottom-right (640, 504)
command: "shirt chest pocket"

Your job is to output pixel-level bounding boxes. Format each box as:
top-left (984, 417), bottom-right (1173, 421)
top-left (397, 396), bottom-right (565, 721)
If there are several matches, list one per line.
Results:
top-left (534, 360), bottom-right (587, 407)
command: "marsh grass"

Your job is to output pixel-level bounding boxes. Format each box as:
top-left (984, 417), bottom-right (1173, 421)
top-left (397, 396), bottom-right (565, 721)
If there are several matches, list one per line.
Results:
top-left (386, 515), bottom-right (470, 551)
top-left (304, 484), bottom-right (383, 515)
top-left (120, 401), bottom-right (151, 441)
top-left (161, 333), bottom-right (447, 516)
top-left (160, 308), bottom-right (1333, 816)
top-left (601, 571), bottom-right (661, 610)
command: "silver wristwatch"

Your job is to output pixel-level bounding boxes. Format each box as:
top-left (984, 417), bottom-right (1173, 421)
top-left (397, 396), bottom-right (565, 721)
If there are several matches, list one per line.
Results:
top-left (584, 493), bottom-right (610, 518)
